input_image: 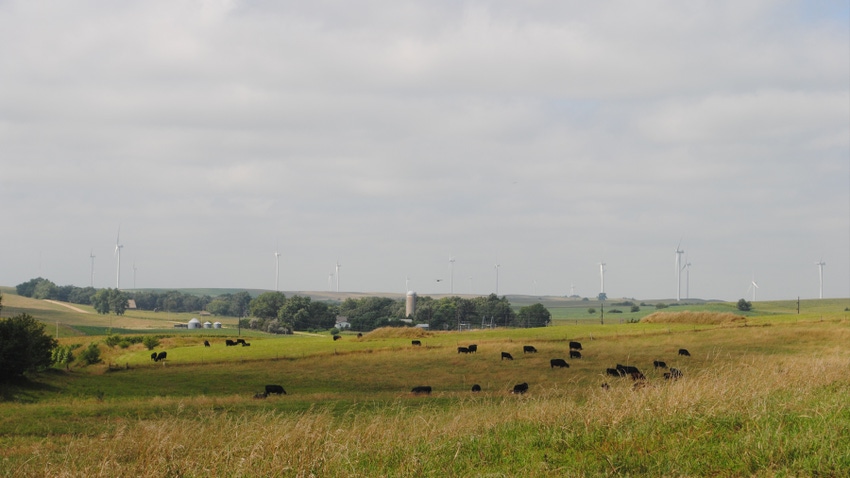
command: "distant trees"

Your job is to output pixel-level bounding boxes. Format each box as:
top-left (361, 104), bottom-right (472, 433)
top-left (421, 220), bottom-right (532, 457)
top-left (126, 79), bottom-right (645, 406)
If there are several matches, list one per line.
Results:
top-left (91, 288), bottom-right (129, 315)
top-left (737, 299), bottom-right (752, 311)
top-left (0, 295), bottom-right (57, 380)
top-left (245, 293), bottom-right (338, 333)
top-left (517, 303), bottom-right (551, 327)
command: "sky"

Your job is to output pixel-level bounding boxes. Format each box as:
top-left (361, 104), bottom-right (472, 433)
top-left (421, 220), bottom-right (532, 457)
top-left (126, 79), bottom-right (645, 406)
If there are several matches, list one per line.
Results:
top-left (1, 0), bottom-right (848, 302)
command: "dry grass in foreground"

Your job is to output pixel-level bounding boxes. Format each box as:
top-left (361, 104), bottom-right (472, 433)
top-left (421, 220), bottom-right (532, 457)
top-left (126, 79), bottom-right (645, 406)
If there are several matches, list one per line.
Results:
top-left (641, 310), bottom-right (747, 325)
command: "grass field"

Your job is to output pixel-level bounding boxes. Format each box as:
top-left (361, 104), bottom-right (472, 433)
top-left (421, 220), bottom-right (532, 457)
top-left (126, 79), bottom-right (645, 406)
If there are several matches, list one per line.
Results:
top-left (2, 290), bottom-right (849, 476)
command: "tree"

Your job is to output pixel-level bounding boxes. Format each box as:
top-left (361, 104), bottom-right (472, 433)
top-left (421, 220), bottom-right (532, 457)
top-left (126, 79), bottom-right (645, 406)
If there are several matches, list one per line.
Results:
top-left (517, 303), bottom-right (551, 328)
top-left (142, 336), bottom-right (160, 350)
top-left (91, 289), bottom-right (112, 314)
top-left (0, 310), bottom-right (58, 380)
top-left (108, 289), bottom-right (129, 315)
top-left (78, 343), bottom-right (101, 365)
top-left (737, 299), bottom-right (752, 311)
top-left (249, 292), bottom-right (287, 319)
top-left (597, 292), bottom-right (608, 301)
top-left (587, 308), bottom-right (596, 315)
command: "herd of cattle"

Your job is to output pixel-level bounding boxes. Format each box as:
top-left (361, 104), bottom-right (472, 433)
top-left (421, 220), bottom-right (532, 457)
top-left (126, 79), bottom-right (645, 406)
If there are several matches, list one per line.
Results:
top-left (149, 336), bottom-right (691, 398)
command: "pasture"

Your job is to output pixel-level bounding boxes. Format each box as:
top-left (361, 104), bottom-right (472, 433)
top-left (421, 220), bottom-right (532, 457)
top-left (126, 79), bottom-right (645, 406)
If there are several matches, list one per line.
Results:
top-left (1, 294), bottom-right (849, 476)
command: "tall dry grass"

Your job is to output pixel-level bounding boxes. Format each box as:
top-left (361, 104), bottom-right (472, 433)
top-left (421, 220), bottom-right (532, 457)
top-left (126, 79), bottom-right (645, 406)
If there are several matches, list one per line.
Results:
top-left (6, 351), bottom-right (848, 477)
top-left (641, 310), bottom-right (747, 325)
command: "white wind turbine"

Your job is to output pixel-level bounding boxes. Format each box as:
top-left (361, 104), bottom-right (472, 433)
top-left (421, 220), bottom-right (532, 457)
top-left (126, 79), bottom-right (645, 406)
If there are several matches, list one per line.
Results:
top-left (685, 258), bottom-right (692, 299)
top-left (449, 255), bottom-right (456, 294)
top-left (89, 250), bottom-right (96, 287)
top-left (816, 259), bottom-right (826, 299)
top-left (274, 247), bottom-right (281, 292)
top-left (598, 261), bottom-right (606, 295)
top-left (335, 260), bottom-right (341, 293)
top-left (494, 263), bottom-right (501, 295)
top-left (675, 241), bottom-right (685, 301)
top-left (747, 274), bottom-right (759, 301)
top-left (114, 228), bottom-right (123, 289)
top-left (328, 272), bottom-right (334, 292)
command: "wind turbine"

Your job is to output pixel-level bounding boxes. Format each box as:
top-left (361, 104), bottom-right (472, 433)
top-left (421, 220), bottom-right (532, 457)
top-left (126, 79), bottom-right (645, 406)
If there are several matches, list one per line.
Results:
top-left (685, 258), bottom-right (692, 299)
top-left (89, 250), bottom-right (96, 287)
top-left (675, 241), bottom-right (685, 301)
top-left (335, 260), bottom-right (341, 293)
top-left (274, 247), bottom-right (281, 292)
top-left (495, 263), bottom-right (501, 295)
top-left (449, 255), bottom-right (455, 294)
top-left (747, 274), bottom-right (759, 301)
top-left (328, 272), bottom-right (334, 292)
top-left (816, 259), bottom-right (826, 299)
top-left (598, 261), bottom-right (606, 294)
top-left (114, 228), bottom-right (123, 289)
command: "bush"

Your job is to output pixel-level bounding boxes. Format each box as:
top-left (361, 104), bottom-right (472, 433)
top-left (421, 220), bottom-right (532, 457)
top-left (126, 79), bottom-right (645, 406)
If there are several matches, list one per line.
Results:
top-left (587, 308), bottom-right (596, 314)
top-left (737, 299), bottom-right (752, 311)
top-left (78, 343), bottom-right (101, 365)
top-left (142, 336), bottom-right (160, 350)
top-left (0, 312), bottom-right (58, 380)
top-left (631, 305), bottom-right (640, 313)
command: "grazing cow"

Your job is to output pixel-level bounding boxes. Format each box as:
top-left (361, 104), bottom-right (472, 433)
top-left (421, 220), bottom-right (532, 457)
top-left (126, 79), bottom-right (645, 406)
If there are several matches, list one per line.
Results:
top-left (265, 385), bottom-right (287, 395)
top-left (155, 351), bottom-right (167, 362)
top-left (225, 339), bottom-right (237, 347)
top-left (523, 345), bottom-right (537, 354)
top-left (457, 346), bottom-right (471, 354)
top-left (471, 384), bottom-right (481, 392)
top-left (235, 339), bottom-right (247, 345)
top-left (242, 342), bottom-right (251, 347)
top-left (467, 344), bottom-right (478, 353)
top-left (501, 352), bottom-right (514, 361)
top-left (511, 382), bottom-right (529, 395)
top-left (669, 368), bottom-right (683, 379)
top-left (150, 352), bottom-right (157, 361)
top-left (629, 371), bottom-right (646, 381)
top-left (253, 392), bottom-right (268, 399)
top-left (357, 333), bottom-right (363, 338)
top-left (678, 348), bottom-right (691, 357)
top-left (569, 350), bottom-right (582, 359)
top-left (203, 340), bottom-right (210, 347)
top-left (569, 341), bottom-right (583, 350)
top-left (411, 385), bottom-right (432, 395)
top-left (333, 335), bottom-right (341, 341)
top-left (653, 360), bottom-right (667, 369)
top-left (606, 368), bottom-right (623, 377)
top-left (616, 364), bottom-right (641, 376)
top-left (411, 340), bottom-right (422, 346)
top-left (550, 358), bottom-right (569, 369)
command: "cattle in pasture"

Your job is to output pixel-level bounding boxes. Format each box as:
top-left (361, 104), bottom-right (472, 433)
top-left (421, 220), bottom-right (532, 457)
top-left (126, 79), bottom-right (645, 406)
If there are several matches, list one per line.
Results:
top-left (457, 346), bottom-right (471, 354)
top-left (653, 360), bottom-right (667, 369)
top-left (678, 348), bottom-right (691, 357)
top-left (333, 335), bottom-right (341, 341)
top-left (669, 368), bottom-right (683, 379)
top-left (150, 352), bottom-right (157, 361)
top-left (411, 340), bottom-right (422, 346)
top-left (155, 351), bottom-right (167, 362)
top-left (616, 364), bottom-right (641, 376)
top-left (253, 392), bottom-right (268, 399)
top-left (569, 350), bottom-right (582, 359)
top-left (511, 382), bottom-right (529, 395)
top-left (523, 345), bottom-right (537, 354)
top-left (501, 352), bottom-right (514, 361)
top-left (225, 339), bottom-right (237, 347)
top-left (242, 342), bottom-right (250, 346)
top-left (606, 368), bottom-right (623, 377)
top-left (629, 371), bottom-right (646, 381)
top-left (203, 340), bottom-right (210, 347)
top-left (550, 358), bottom-right (569, 369)
top-left (569, 341), bottom-right (583, 350)
top-left (265, 385), bottom-right (287, 395)
top-left (411, 385), bottom-right (432, 395)
top-left (236, 339), bottom-right (247, 345)
top-left (471, 384), bottom-right (481, 392)
top-left (467, 344), bottom-right (477, 353)
top-left (357, 333), bottom-right (363, 338)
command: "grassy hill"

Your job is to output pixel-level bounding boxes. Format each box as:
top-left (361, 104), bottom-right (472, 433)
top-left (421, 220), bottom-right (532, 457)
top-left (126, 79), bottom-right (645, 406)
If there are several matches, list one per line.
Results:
top-left (2, 288), bottom-right (849, 476)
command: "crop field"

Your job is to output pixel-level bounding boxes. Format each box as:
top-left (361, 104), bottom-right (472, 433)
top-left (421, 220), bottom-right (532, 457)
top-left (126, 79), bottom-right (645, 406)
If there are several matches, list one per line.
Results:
top-left (2, 292), bottom-right (850, 476)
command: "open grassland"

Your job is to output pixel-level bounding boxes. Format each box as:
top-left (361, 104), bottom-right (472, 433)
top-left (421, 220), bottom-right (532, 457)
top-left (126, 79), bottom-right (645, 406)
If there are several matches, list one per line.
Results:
top-left (2, 302), bottom-right (850, 476)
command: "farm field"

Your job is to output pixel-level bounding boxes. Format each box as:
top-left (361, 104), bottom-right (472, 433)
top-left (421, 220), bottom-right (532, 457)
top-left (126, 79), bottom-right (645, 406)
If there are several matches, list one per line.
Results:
top-left (1, 293), bottom-right (850, 476)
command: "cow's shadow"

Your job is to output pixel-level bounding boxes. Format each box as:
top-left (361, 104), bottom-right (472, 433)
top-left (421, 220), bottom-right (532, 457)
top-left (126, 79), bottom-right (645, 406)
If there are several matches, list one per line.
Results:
top-left (0, 371), bottom-right (62, 403)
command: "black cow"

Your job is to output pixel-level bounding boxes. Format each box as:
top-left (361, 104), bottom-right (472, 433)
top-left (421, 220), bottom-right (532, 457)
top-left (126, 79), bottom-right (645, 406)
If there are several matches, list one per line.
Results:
top-left (225, 339), bottom-right (237, 347)
top-left (155, 351), bottom-right (167, 362)
top-left (457, 347), bottom-right (471, 354)
top-left (333, 335), bottom-right (341, 341)
top-left (569, 341), bottom-right (583, 350)
top-left (411, 340), bottom-right (422, 346)
top-left (550, 358), bottom-right (569, 369)
top-left (242, 342), bottom-right (251, 346)
top-left (253, 392), bottom-right (268, 399)
top-left (501, 352), bottom-right (514, 361)
top-left (265, 385), bottom-right (287, 395)
top-left (411, 385), bottom-right (432, 394)
top-left (203, 340), bottom-right (210, 347)
top-left (471, 384), bottom-right (481, 392)
top-left (235, 338), bottom-right (247, 345)
top-left (606, 368), bottom-right (623, 377)
top-left (678, 348), bottom-right (691, 357)
top-left (653, 360), bottom-right (667, 369)
top-left (150, 352), bottom-right (157, 361)
top-left (569, 350), bottom-right (582, 359)
top-left (616, 364), bottom-right (641, 376)
top-left (357, 333), bottom-right (363, 338)
top-left (467, 344), bottom-right (478, 353)
top-left (669, 368), bottom-right (683, 379)
top-left (523, 345), bottom-right (537, 354)
top-left (629, 371), bottom-right (646, 381)
top-left (512, 382), bottom-right (529, 394)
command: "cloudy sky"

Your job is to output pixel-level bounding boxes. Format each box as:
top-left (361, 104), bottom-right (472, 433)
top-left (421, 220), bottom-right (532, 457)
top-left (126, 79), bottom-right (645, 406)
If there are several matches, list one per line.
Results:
top-left (1, 0), bottom-right (848, 301)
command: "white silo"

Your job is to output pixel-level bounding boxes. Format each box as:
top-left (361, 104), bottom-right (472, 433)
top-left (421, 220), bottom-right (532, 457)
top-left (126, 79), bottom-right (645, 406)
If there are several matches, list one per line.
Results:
top-left (188, 318), bottom-right (201, 329)
top-left (213, 322), bottom-right (222, 329)
top-left (203, 321), bottom-right (212, 329)
top-left (405, 291), bottom-right (417, 318)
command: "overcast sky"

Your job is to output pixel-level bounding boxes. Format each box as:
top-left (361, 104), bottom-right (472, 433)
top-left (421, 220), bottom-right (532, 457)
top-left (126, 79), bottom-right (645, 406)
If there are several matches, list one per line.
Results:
top-left (1, 0), bottom-right (848, 301)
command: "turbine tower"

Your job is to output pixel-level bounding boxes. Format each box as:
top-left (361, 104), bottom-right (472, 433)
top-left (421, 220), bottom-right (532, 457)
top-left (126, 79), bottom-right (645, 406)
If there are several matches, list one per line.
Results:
top-left (274, 248), bottom-right (281, 291)
top-left (449, 255), bottom-right (456, 294)
top-left (114, 228), bottom-right (123, 289)
top-left (747, 274), bottom-right (759, 301)
top-left (598, 261), bottom-right (606, 294)
top-left (685, 259), bottom-right (692, 299)
top-left (89, 250), bottom-right (96, 287)
top-left (675, 241), bottom-right (685, 301)
top-left (495, 263), bottom-right (501, 295)
top-left (816, 259), bottom-right (826, 299)
top-left (335, 260), bottom-right (341, 293)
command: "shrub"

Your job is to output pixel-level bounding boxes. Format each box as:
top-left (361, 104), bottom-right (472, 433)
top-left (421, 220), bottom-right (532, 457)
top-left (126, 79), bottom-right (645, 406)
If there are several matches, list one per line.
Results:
top-left (630, 305), bottom-right (640, 313)
top-left (79, 343), bottom-right (101, 365)
top-left (142, 336), bottom-right (160, 350)
top-left (587, 308), bottom-right (596, 314)
top-left (0, 312), bottom-right (58, 380)
top-left (737, 299), bottom-right (752, 311)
